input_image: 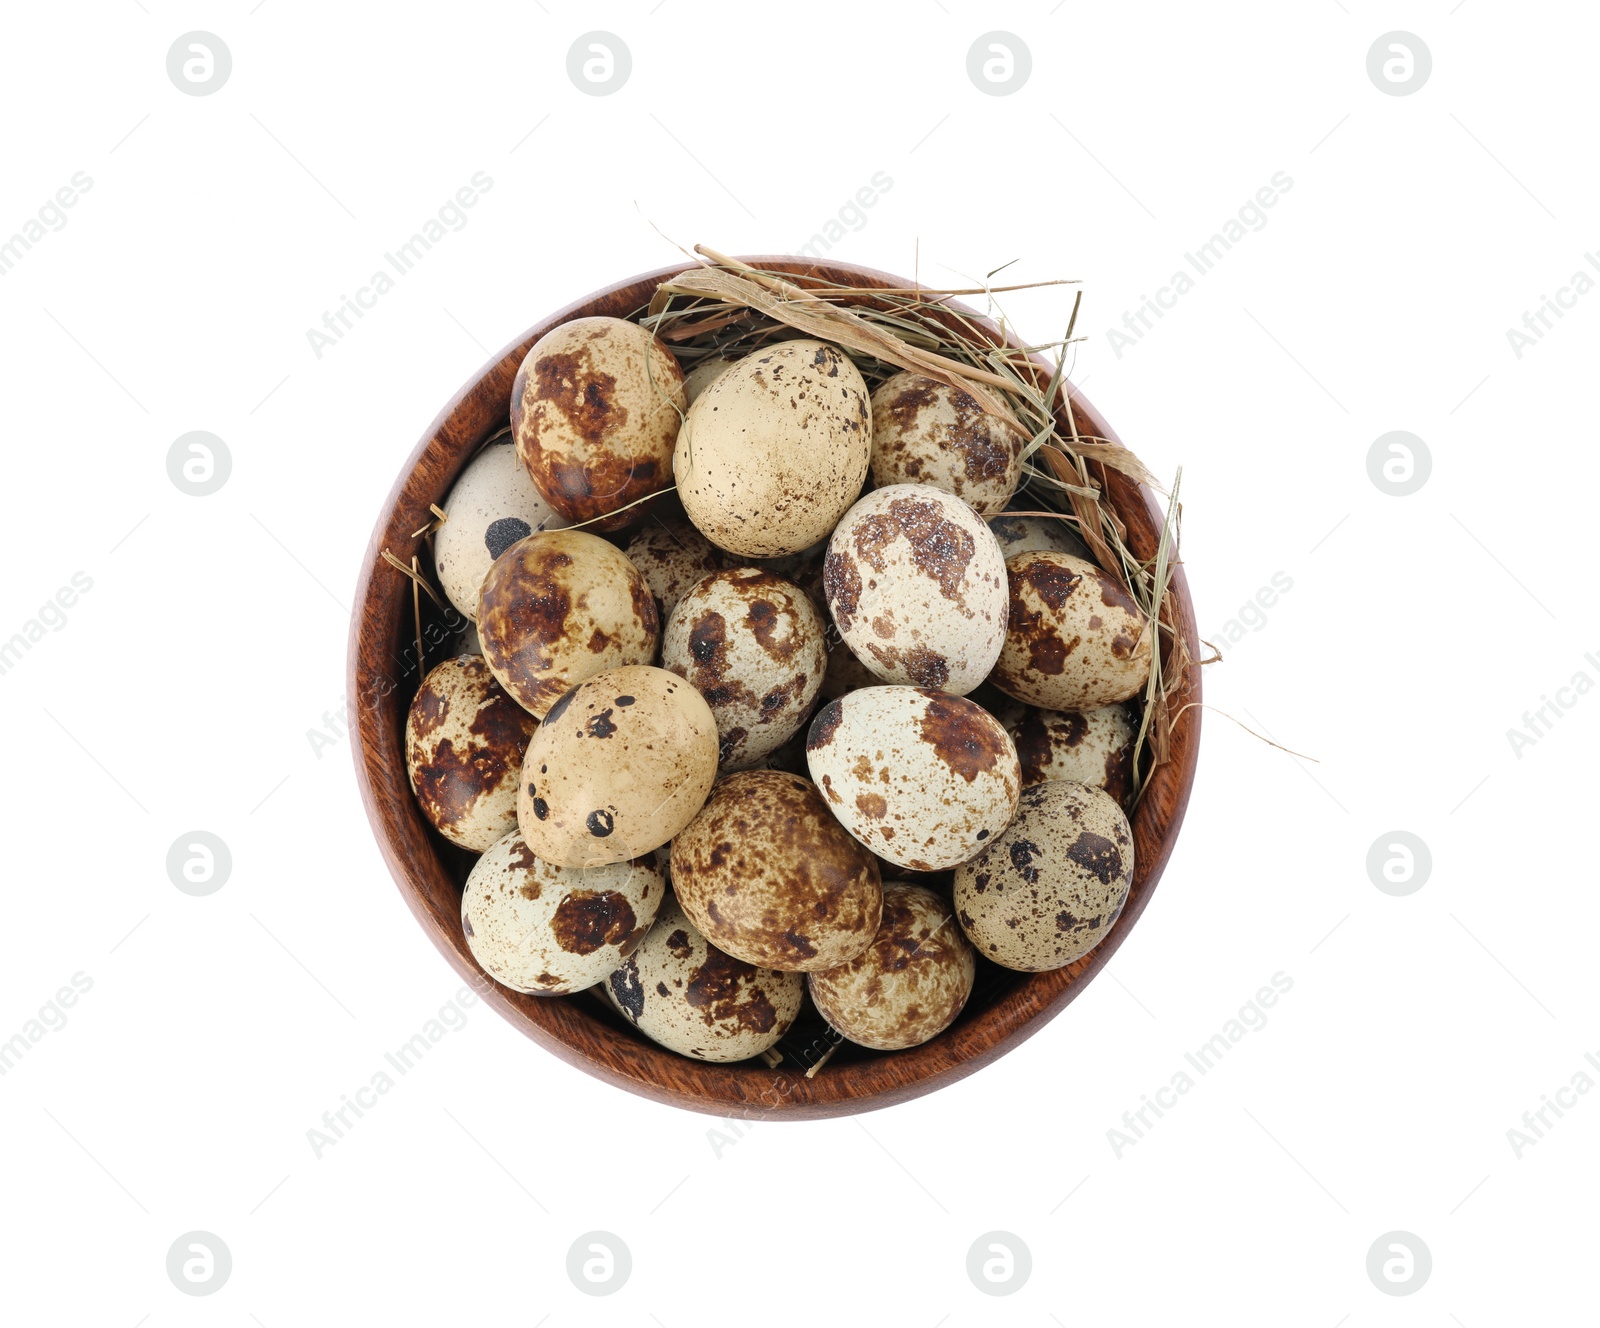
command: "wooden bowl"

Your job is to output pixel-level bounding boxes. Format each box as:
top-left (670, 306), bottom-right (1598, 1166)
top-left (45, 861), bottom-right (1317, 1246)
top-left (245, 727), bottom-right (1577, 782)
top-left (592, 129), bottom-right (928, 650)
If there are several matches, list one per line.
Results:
top-left (348, 257), bottom-right (1202, 1119)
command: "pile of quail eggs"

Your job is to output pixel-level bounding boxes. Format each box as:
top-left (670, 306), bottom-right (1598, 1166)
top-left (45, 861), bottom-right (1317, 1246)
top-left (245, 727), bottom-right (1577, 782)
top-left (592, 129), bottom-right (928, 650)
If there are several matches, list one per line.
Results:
top-left (403, 312), bottom-right (1152, 1064)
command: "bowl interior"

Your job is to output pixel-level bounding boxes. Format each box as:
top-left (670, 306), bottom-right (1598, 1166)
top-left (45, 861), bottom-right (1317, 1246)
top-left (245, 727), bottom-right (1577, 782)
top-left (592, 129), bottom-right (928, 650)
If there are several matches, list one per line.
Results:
top-left (347, 257), bottom-right (1201, 1119)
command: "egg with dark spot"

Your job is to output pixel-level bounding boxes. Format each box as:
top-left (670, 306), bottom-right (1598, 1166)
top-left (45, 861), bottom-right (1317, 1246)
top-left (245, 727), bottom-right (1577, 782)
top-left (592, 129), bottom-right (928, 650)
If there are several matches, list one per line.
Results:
top-left (624, 515), bottom-right (725, 621)
top-left (671, 769), bottom-right (882, 971)
top-left (477, 528), bottom-right (659, 718)
top-left (953, 781), bottom-right (1133, 971)
top-left (434, 438), bottom-right (568, 620)
top-left (603, 894), bottom-right (803, 1061)
top-left (869, 372), bottom-right (1026, 514)
top-left (808, 883), bottom-right (976, 1050)
top-left (824, 484), bottom-right (1007, 694)
top-left (405, 655), bottom-right (538, 851)
top-left (462, 828), bottom-right (663, 993)
top-left (675, 340), bottom-right (872, 558)
top-left (805, 686), bottom-right (1020, 871)
top-left (818, 625), bottom-right (881, 702)
top-left (992, 550), bottom-right (1152, 710)
top-left (518, 665), bottom-right (718, 867)
top-left (994, 699), bottom-right (1138, 804)
top-left (661, 566), bottom-right (826, 770)
top-left (987, 512), bottom-right (1090, 562)
top-left (512, 316), bottom-right (685, 532)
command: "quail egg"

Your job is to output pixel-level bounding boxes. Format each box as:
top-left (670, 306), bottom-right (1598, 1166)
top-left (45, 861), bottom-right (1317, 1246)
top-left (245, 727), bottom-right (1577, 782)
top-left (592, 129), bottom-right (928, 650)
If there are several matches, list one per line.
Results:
top-left (805, 686), bottom-right (1020, 871)
top-left (512, 315), bottom-right (685, 531)
top-left (823, 484), bottom-right (1008, 694)
top-left (671, 769), bottom-right (883, 971)
top-left (405, 655), bottom-right (537, 851)
top-left (953, 780), bottom-right (1134, 971)
top-left (604, 894), bottom-right (804, 1062)
top-left (661, 567), bottom-right (827, 769)
top-left (869, 371), bottom-right (1026, 514)
top-left (461, 828), bottom-right (663, 994)
top-left (675, 340), bottom-right (871, 558)
top-left (477, 528), bottom-right (659, 718)
top-left (624, 515), bottom-right (725, 621)
top-left (992, 550), bottom-right (1152, 710)
top-left (681, 355), bottom-right (737, 406)
top-left (987, 511), bottom-right (1090, 562)
top-left (818, 627), bottom-right (881, 703)
top-left (998, 700), bottom-right (1138, 804)
top-left (434, 438), bottom-right (568, 620)
top-left (807, 882), bottom-right (976, 1050)
top-left (519, 665), bottom-right (718, 867)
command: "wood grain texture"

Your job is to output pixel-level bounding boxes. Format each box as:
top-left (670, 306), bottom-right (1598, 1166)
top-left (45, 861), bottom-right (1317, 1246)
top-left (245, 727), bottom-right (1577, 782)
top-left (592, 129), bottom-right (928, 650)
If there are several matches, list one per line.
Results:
top-left (347, 257), bottom-right (1202, 1120)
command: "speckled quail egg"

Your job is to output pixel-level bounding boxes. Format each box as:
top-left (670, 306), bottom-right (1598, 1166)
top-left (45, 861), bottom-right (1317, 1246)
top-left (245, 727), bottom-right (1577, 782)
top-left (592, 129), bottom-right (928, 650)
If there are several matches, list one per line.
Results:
top-left (817, 630), bottom-right (878, 707)
top-left (807, 882), bottom-right (975, 1050)
top-left (512, 316), bottom-right (685, 532)
top-left (824, 485), bottom-right (1008, 694)
top-left (987, 511), bottom-right (1090, 562)
top-left (461, 828), bottom-right (663, 994)
top-left (623, 515), bottom-right (725, 622)
top-left (869, 372), bottom-right (1026, 515)
top-left (681, 355), bottom-right (737, 406)
top-left (954, 780), bottom-right (1134, 971)
top-left (405, 655), bottom-right (538, 851)
top-left (997, 699), bottom-right (1138, 804)
top-left (671, 769), bottom-right (883, 971)
top-left (519, 665), bottom-right (718, 867)
top-left (751, 727), bottom-right (811, 778)
top-left (675, 340), bottom-right (871, 558)
top-left (604, 894), bottom-right (803, 1062)
top-left (477, 529), bottom-right (659, 718)
top-left (452, 619), bottom-right (482, 656)
top-left (992, 550), bottom-right (1152, 710)
top-left (819, 630), bottom-right (880, 703)
top-left (805, 686), bottom-right (1020, 871)
top-left (435, 438), bottom-right (568, 620)
top-left (661, 567), bottom-right (827, 770)
top-left (746, 538), bottom-right (830, 605)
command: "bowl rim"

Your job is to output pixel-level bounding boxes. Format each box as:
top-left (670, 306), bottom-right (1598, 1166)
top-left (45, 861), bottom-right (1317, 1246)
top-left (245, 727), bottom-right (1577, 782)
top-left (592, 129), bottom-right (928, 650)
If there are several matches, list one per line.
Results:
top-left (347, 255), bottom-right (1202, 1120)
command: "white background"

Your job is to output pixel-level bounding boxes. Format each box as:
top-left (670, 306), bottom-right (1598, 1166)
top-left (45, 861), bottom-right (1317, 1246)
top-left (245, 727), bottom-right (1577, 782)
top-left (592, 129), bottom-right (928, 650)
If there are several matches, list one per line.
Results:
top-left (1, 2), bottom-right (1594, 1322)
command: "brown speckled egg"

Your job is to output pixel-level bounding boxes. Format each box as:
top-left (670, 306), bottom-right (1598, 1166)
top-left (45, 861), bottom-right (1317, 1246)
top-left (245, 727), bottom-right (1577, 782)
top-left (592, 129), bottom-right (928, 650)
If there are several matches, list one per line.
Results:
top-left (435, 438), bottom-right (568, 620)
top-left (461, 828), bottom-right (663, 994)
top-left (751, 727), bottom-right (811, 778)
top-left (681, 355), bottom-right (737, 406)
top-left (405, 655), bottom-right (537, 851)
top-left (954, 780), bottom-right (1133, 970)
top-left (808, 883), bottom-right (975, 1050)
top-left (519, 665), bottom-right (718, 867)
top-left (671, 770), bottom-right (883, 971)
top-left (477, 529), bottom-right (659, 718)
top-left (675, 340), bottom-right (871, 558)
top-left (824, 485), bottom-right (1008, 694)
top-left (624, 515), bottom-right (725, 622)
top-left (992, 551), bottom-right (1152, 710)
top-left (869, 372), bottom-right (1026, 514)
top-left (999, 700), bottom-right (1138, 804)
top-left (805, 686), bottom-right (1020, 871)
top-left (512, 316), bottom-right (685, 532)
top-left (661, 567), bottom-right (827, 770)
top-left (604, 894), bottom-right (803, 1062)
top-left (987, 511), bottom-right (1090, 562)
top-left (819, 628), bottom-right (881, 703)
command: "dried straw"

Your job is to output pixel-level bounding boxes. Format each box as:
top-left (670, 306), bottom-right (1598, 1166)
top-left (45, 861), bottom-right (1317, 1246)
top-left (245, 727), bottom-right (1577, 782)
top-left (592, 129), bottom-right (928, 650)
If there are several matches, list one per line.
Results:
top-left (640, 248), bottom-right (1189, 803)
